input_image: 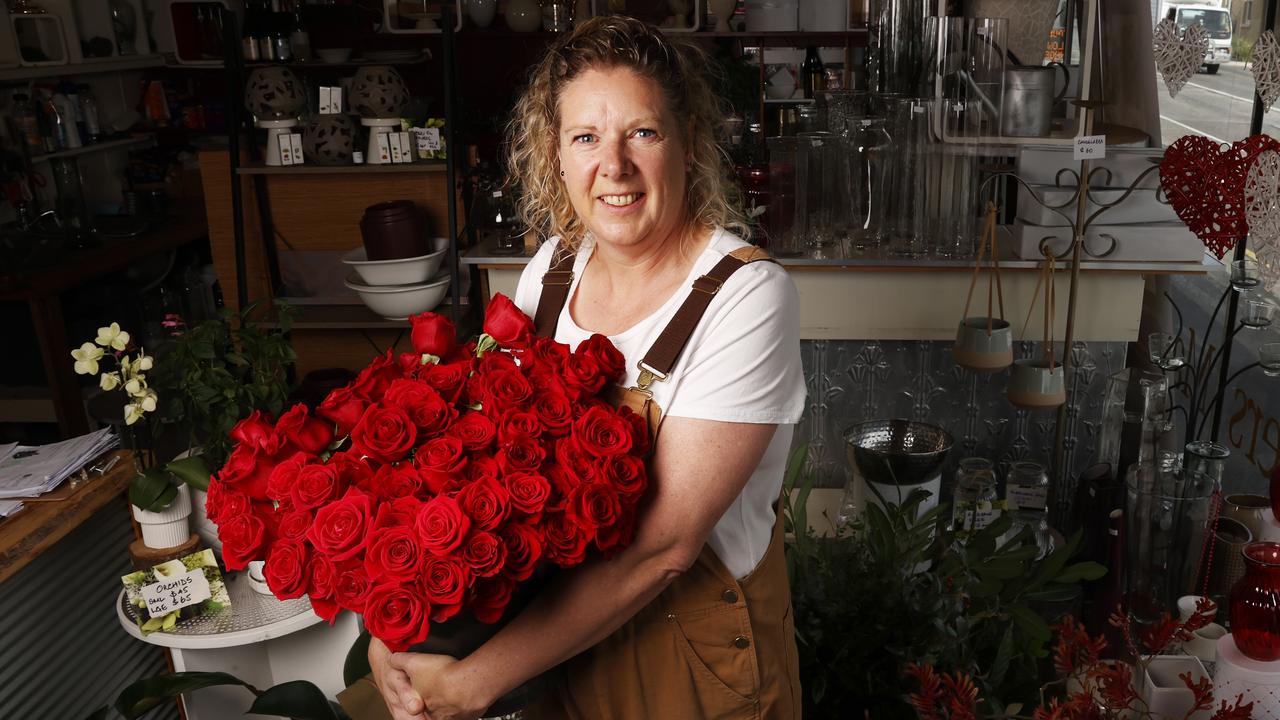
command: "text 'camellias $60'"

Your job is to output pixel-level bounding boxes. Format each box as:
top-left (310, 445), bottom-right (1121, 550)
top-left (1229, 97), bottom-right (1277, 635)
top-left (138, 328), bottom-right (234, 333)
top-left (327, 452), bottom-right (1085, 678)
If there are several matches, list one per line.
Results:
top-left (207, 294), bottom-right (650, 651)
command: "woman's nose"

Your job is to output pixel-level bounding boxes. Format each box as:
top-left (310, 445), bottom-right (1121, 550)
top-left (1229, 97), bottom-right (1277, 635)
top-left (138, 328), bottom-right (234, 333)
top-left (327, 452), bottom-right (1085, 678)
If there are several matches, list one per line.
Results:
top-left (598, 138), bottom-right (632, 177)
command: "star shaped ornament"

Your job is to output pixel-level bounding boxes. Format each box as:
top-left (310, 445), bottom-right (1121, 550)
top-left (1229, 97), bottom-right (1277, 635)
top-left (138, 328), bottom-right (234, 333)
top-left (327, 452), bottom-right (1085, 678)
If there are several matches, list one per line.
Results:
top-left (1153, 18), bottom-right (1208, 98)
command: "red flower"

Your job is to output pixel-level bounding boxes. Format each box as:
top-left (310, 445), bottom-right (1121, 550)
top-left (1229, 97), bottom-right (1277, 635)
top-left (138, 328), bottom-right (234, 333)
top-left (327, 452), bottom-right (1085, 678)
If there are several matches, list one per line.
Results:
top-left (469, 575), bottom-right (516, 624)
top-left (307, 487), bottom-right (373, 561)
top-left (457, 478), bottom-right (511, 531)
top-left (350, 350), bottom-right (401, 403)
top-left (595, 508), bottom-right (635, 557)
top-left (599, 454), bottom-right (647, 498)
top-left (576, 334), bottom-right (625, 383)
top-left (530, 336), bottom-right (569, 371)
top-left (217, 444), bottom-right (275, 500)
top-left (266, 452), bottom-right (309, 503)
top-left (504, 471), bottom-right (551, 518)
top-left (568, 481), bottom-right (621, 534)
top-left (415, 495), bottom-right (471, 556)
top-left (448, 412), bottom-right (497, 452)
top-left (307, 554), bottom-right (340, 623)
top-left (369, 463), bottom-right (423, 501)
top-left (483, 293), bottom-right (534, 349)
top-left (409, 312), bottom-right (457, 358)
top-left (364, 522), bottom-right (422, 583)
top-left (420, 556), bottom-right (470, 623)
top-left (563, 354), bottom-right (605, 396)
top-left (544, 511), bottom-right (590, 567)
top-left (530, 389), bottom-right (574, 437)
top-left (572, 406), bottom-right (633, 457)
top-left (383, 379), bottom-right (456, 437)
top-left (219, 510), bottom-right (268, 571)
top-left (416, 436), bottom-right (468, 494)
top-left (275, 403), bottom-right (334, 455)
top-left (419, 361), bottom-right (470, 403)
top-left (618, 406), bottom-right (651, 457)
top-left (319, 386), bottom-right (368, 437)
top-left (276, 507), bottom-right (313, 541)
top-left (329, 452), bottom-right (376, 493)
top-left (462, 530), bottom-right (507, 578)
top-left (351, 405), bottom-right (417, 464)
top-left (334, 561), bottom-right (374, 614)
top-left (481, 369), bottom-right (534, 415)
top-left (497, 436), bottom-right (547, 474)
top-left (500, 522), bottom-right (543, 582)
top-left (364, 582), bottom-right (432, 652)
top-left (465, 456), bottom-right (501, 485)
top-left (499, 409), bottom-right (544, 442)
top-left (264, 540), bottom-right (309, 599)
top-left (230, 410), bottom-right (281, 454)
top-left (290, 463), bottom-right (346, 510)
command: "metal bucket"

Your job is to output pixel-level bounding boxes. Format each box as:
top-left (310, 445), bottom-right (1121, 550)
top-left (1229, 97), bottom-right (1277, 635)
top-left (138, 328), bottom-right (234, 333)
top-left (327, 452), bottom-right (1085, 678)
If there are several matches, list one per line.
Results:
top-left (1001, 64), bottom-right (1067, 138)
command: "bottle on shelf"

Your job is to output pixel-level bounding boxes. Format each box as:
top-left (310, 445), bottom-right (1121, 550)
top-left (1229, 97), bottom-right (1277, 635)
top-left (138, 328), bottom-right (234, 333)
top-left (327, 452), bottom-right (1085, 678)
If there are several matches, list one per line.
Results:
top-left (802, 46), bottom-right (825, 100)
top-left (242, 3), bottom-right (261, 61)
top-left (289, 3), bottom-right (312, 62)
top-left (11, 93), bottom-right (44, 154)
top-left (78, 85), bottom-right (101, 144)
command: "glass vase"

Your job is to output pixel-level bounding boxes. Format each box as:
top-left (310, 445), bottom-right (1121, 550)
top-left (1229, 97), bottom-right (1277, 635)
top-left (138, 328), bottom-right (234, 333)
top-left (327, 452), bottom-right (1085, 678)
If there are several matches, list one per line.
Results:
top-left (1184, 441), bottom-right (1229, 488)
top-left (1229, 541), bottom-right (1280, 661)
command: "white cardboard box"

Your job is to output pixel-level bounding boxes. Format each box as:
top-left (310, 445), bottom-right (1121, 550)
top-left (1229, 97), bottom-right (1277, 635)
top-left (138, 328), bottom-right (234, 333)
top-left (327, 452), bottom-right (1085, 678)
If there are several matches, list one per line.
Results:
top-left (388, 132), bottom-right (403, 163)
top-left (1016, 145), bottom-right (1164, 189)
top-left (1018, 184), bottom-right (1178, 226)
top-left (290, 133), bottom-right (304, 165)
top-left (1007, 220), bottom-right (1205, 263)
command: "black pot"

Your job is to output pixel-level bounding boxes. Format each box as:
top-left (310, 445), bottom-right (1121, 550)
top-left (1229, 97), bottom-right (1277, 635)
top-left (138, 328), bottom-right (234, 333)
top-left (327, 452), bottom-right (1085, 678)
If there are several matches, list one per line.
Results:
top-left (360, 201), bottom-right (428, 261)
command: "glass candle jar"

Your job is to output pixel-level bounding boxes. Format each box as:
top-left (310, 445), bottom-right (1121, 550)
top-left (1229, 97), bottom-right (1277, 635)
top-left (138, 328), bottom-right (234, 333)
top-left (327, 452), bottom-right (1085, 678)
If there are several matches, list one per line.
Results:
top-left (1229, 541), bottom-right (1280, 661)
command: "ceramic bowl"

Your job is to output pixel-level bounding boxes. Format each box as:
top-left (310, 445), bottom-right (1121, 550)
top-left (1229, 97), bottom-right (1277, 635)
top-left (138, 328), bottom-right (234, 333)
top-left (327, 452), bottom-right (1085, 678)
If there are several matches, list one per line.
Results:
top-left (345, 272), bottom-right (451, 320)
top-left (342, 237), bottom-right (448, 286)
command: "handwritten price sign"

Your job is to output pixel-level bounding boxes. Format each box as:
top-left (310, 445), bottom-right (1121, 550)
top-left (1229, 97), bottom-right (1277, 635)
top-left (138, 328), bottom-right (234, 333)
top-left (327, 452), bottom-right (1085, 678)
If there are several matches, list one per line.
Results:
top-left (141, 569), bottom-right (211, 617)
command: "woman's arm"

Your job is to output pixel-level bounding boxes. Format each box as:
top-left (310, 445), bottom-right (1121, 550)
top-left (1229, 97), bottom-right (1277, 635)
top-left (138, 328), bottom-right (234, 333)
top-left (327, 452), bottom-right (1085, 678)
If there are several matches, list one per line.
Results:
top-left (381, 416), bottom-right (779, 720)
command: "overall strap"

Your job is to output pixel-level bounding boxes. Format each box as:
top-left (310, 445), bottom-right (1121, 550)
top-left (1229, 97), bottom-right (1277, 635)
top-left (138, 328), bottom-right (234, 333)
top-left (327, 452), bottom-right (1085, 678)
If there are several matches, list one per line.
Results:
top-left (534, 248), bottom-right (576, 338)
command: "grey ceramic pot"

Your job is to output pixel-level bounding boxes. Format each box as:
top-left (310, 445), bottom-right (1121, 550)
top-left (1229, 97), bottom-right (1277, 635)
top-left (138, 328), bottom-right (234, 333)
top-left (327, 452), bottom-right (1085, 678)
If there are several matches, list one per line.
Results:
top-left (1007, 358), bottom-right (1066, 409)
top-left (952, 317), bottom-right (1014, 372)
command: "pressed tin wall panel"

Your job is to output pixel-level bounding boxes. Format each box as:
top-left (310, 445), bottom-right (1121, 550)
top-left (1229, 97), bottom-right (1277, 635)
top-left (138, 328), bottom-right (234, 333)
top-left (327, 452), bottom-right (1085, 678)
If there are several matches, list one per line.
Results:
top-left (795, 339), bottom-right (1128, 525)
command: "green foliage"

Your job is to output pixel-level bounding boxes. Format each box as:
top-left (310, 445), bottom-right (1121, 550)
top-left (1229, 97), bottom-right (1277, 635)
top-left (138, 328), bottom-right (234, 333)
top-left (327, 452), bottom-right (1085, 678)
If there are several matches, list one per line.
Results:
top-left (782, 446), bottom-right (1106, 719)
top-left (1232, 36), bottom-right (1254, 62)
top-left (150, 301), bottom-right (296, 471)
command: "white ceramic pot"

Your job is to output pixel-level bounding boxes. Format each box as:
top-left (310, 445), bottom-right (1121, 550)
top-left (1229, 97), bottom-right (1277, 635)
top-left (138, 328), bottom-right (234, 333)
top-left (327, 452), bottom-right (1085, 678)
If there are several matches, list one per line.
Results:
top-left (189, 487), bottom-right (221, 552)
top-left (952, 317), bottom-right (1013, 373)
top-left (132, 484), bottom-right (192, 550)
top-left (505, 0), bottom-right (541, 32)
top-left (466, 0), bottom-right (497, 28)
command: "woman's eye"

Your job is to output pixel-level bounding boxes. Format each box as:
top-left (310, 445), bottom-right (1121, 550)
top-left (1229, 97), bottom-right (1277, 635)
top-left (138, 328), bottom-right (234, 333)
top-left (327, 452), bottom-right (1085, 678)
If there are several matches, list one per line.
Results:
top-left (634, 128), bottom-right (656, 138)
top-left (573, 134), bottom-right (595, 144)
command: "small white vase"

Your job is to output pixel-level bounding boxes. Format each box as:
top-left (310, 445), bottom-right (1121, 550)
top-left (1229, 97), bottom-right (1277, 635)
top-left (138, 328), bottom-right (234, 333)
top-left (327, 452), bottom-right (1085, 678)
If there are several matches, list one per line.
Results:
top-left (709, 0), bottom-right (737, 31)
top-left (466, 0), bottom-right (497, 28)
top-left (132, 484), bottom-right (192, 550)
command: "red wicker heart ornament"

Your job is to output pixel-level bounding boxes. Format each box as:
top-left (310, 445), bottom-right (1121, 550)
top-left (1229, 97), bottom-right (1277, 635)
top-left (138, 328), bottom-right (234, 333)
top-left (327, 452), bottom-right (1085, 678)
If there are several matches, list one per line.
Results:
top-left (1160, 133), bottom-right (1280, 258)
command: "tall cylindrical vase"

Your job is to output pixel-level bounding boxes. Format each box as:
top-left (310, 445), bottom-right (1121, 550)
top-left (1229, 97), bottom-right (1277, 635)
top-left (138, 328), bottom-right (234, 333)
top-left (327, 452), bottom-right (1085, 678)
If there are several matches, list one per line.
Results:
top-left (871, 0), bottom-right (933, 95)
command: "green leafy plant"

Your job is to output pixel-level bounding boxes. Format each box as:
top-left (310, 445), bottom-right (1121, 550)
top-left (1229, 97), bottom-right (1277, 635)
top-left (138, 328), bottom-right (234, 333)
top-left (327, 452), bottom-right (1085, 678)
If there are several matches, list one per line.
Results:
top-left (782, 446), bottom-right (1106, 718)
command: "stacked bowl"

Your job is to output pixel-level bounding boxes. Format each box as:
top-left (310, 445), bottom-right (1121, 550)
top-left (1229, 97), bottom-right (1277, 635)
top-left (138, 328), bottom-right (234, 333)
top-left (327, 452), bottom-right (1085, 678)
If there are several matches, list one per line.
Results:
top-left (344, 201), bottom-right (450, 320)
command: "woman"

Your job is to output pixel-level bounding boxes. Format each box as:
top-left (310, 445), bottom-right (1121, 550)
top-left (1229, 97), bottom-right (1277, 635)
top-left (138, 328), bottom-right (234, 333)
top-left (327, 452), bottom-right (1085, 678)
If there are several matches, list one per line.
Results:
top-left (369, 16), bottom-right (806, 720)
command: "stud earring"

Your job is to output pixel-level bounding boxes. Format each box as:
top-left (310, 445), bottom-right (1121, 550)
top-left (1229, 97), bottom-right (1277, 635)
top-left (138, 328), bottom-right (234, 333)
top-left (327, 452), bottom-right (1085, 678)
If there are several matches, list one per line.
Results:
top-left (560, 170), bottom-right (565, 177)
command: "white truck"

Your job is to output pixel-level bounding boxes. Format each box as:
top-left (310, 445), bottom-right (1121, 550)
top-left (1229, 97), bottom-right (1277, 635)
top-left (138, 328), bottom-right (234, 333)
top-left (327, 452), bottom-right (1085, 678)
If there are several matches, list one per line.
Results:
top-left (1158, 1), bottom-right (1234, 74)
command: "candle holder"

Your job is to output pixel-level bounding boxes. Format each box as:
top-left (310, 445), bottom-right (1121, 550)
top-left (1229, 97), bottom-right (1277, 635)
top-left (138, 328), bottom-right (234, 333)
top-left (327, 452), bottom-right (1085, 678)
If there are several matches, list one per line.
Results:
top-left (1231, 259), bottom-right (1262, 292)
top-left (1242, 296), bottom-right (1277, 329)
top-left (1261, 342), bottom-right (1280, 377)
top-left (1148, 332), bottom-right (1186, 371)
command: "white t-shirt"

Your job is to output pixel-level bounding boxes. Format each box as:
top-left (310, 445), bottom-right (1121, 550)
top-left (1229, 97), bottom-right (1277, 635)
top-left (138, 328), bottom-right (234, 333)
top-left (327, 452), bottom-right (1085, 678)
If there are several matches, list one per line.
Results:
top-left (513, 228), bottom-right (806, 579)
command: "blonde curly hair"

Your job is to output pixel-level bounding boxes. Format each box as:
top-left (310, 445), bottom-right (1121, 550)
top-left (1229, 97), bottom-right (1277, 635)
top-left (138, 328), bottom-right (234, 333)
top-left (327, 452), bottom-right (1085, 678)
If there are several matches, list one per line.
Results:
top-left (505, 15), bottom-right (748, 255)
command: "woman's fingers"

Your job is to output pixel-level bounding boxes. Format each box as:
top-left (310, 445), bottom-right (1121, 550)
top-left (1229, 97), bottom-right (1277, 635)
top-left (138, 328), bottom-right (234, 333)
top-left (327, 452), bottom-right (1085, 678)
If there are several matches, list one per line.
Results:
top-left (370, 638), bottom-right (427, 719)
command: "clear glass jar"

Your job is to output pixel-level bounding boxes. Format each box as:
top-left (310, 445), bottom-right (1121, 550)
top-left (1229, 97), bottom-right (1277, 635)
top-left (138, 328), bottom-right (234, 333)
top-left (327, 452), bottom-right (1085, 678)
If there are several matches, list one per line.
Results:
top-left (1006, 461), bottom-right (1054, 559)
top-left (953, 457), bottom-right (999, 537)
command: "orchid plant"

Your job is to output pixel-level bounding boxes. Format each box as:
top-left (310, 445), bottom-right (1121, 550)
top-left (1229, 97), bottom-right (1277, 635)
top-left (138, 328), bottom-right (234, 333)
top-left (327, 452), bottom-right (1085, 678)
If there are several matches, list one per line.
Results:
top-left (72, 322), bottom-right (158, 427)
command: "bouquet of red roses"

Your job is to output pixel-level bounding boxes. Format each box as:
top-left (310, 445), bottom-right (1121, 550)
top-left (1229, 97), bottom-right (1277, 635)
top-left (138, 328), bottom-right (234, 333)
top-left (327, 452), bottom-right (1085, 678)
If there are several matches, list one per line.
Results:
top-left (206, 295), bottom-right (649, 651)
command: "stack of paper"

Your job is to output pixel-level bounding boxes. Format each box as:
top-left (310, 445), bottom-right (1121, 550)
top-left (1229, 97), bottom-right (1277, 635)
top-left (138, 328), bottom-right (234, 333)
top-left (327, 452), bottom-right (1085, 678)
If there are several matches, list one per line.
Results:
top-left (0, 428), bottom-right (119, 499)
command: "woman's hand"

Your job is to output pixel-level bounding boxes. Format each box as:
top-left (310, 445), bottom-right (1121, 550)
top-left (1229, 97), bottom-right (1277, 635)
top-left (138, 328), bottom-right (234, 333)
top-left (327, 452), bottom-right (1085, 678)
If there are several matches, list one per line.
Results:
top-left (388, 652), bottom-right (488, 720)
top-left (368, 637), bottom-right (427, 719)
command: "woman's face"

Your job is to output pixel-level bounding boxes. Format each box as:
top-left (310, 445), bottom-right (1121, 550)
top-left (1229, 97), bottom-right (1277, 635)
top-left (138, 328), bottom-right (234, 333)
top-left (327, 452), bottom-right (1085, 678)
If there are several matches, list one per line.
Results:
top-left (557, 66), bottom-right (690, 253)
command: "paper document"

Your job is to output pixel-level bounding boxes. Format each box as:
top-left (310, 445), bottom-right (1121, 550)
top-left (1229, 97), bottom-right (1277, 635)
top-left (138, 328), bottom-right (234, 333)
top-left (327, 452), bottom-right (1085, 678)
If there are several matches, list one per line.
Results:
top-left (0, 428), bottom-right (119, 499)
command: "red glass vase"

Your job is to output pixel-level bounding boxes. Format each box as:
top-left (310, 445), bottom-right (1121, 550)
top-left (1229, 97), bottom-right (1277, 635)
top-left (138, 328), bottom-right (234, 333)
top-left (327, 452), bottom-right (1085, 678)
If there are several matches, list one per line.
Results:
top-left (1270, 463), bottom-right (1280, 519)
top-left (1230, 541), bottom-right (1280, 661)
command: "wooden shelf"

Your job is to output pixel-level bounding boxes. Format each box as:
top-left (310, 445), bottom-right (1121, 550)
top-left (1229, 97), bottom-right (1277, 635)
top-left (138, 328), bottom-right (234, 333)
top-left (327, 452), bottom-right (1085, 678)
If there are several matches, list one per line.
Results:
top-left (271, 296), bottom-right (469, 329)
top-left (236, 161), bottom-right (447, 175)
top-left (29, 136), bottom-right (155, 164)
top-left (0, 54), bottom-right (166, 83)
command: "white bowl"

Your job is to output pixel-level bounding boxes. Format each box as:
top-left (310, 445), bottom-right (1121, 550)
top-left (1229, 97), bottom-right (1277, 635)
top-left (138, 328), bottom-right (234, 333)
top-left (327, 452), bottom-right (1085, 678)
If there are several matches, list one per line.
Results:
top-left (316, 48), bottom-right (353, 63)
top-left (345, 272), bottom-right (451, 320)
top-left (341, 237), bottom-right (448, 286)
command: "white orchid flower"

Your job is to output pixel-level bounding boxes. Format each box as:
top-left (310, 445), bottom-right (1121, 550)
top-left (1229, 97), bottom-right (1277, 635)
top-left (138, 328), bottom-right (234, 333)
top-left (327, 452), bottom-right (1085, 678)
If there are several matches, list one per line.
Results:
top-left (136, 352), bottom-right (154, 372)
top-left (95, 322), bottom-right (130, 351)
top-left (139, 390), bottom-right (158, 413)
top-left (123, 402), bottom-right (145, 426)
top-left (100, 372), bottom-right (121, 391)
top-left (124, 377), bottom-right (147, 398)
top-left (71, 343), bottom-right (104, 375)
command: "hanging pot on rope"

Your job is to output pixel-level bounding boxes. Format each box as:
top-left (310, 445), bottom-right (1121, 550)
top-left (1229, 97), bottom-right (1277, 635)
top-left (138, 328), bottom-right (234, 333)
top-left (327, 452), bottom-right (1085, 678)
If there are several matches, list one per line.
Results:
top-left (1009, 247), bottom-right (1066, 409)
top-left (953, 202), bottom-right (1014, 372)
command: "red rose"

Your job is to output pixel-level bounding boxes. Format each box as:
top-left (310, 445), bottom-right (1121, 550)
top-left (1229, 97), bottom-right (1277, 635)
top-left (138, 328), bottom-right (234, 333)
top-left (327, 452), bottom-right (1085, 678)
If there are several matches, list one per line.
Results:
top-left (215, 487), bottom-right (253, 525)
top-left (595, 509), bottom-right (636, 558)
top-left (420, 361), bottom-right (471, 403)
top-left (264, 540), bottom-right (309, 599)
top-left (496, 436), bottom-right (546, 474)
top-left (307, 487), bottom-right (373, 561)
top-left (364, 582), bottom-right (432, 652)
top-left (369, 463), bottom-right (423, 501)
top-left (477, 350), bottom-right (519, 375)
top-left (618, 406), bottom-right (652, 457)
top-left (380, 495), bottom-right (425, 526)
top-left (266, 452), bottom-right (309, 503)
top-left (470, 575), bottom-right (516, 624)
top-left (383, 379), bottom-right (456, 437)
top-left (410, 312), bottom-right (457, 358)
top-left (275, 403), bottom-right (334, 455)
top-left (420, 556), bottom-right (470, 622)
top-left (499, 409), bottom-right (543, 442)
top-left (499, 522), bottom-right (543, 582)
top-left (328, 452), bottom-right (376, 493)
top-left (414, 495), bottom-right (471, 556)
top-left (416, 436), bottom-right (467, 495)
top-left (334, 561), bottom-right (374, 614)
top-left (230, 410), bottom-right (281, 454)
top-left (568, 482), bottom-right (621, 533)
top-left (504, 471), bottom-right (551, 518)
top-left (563, 354), bottom-right (606, 397)
top-left (531, 389), bottom-right (574, 437)
top-left (457, 478), bottom-right (511, 531)
top-left (482, 293), bottom-right (535, 349)
top-left (462, 531), bottom-right (506, 578)
top-left (553, 437), bottom-right (594, 483)
top-left (530, 336), bottom-right (570, 371)
top-left (217, 444), bottom-right (275, 500)
top-left (291, 463), bottom-right (346, 510)
top-left (481, 371), bottom-right (534, 417)
top-left (465, 456), bottom-right (500, 485)
top-left (572, 406), bottom-right (633, 457)
top-left (448, 412), bottom-right (497, 452)
top-left (542, 462), bottom-right (579, 510)
top-left (276, 507), bottom-right (314, 541)
top-left (351, 405), bottom-right (417, 464)
top-left (577, 334), bottom-right (626, 382)
top-left (599, 454), bottom-right (647, 499)
top-left (308, 555), bottom-right (340, 623)
top-left (398, 352), bottom-right (420, 376)
top-left (544, 511), bottom-right (590, 567)
top-left (319, 386), bottom-right (368, 437)
top-left (350, 350), bottom-right (402, 403)
top-left (219, 510), bottom-right (268, 571)
top-left (364, 523), bottom-right (422, 583)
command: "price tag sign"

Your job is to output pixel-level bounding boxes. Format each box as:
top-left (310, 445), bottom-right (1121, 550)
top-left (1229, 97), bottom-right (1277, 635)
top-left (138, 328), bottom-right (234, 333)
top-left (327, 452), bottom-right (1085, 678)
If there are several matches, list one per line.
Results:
top-left (141, 569), bottom-right (211, 617)
top-left (416, 127), bottom-right (442, 154)
top-left (1074, 134), bottom-right (1106, 161)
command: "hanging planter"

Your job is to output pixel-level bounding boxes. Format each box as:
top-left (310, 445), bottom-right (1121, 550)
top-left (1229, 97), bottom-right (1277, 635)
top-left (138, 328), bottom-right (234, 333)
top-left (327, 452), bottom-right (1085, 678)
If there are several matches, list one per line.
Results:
top-left (1009, 250), bottom-right (1066, 409)
top-left (953, 203), bottom-right (1013, 373)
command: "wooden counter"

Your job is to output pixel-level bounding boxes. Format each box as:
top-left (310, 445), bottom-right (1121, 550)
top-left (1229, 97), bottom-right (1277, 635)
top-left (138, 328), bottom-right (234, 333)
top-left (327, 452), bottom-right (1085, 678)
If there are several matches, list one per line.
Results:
top-left (0, 450), bottom-right (134, 584)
